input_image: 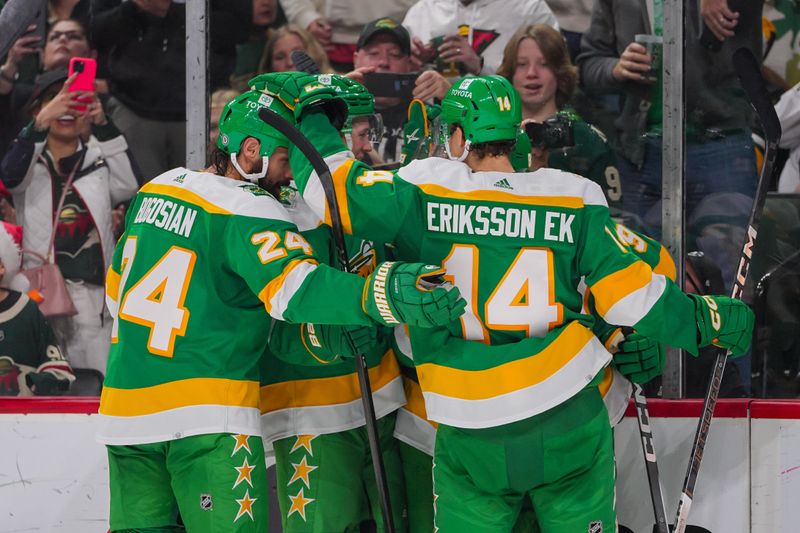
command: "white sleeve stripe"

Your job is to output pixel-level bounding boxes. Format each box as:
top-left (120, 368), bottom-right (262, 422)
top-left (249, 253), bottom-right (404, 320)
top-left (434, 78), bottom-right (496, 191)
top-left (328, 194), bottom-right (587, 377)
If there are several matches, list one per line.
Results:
top-left (602, 274), bottom-right (668, 326)
top-left (268, 261), bottom-right (318, 320)
top-left (106, 294), bottom-right (118, 319)
top-left (301, 152), bottom-right (354, 222)
top-left (393, 325), bottom-right (413, 361)
top-left (302, 174), bottom-right (327, 222)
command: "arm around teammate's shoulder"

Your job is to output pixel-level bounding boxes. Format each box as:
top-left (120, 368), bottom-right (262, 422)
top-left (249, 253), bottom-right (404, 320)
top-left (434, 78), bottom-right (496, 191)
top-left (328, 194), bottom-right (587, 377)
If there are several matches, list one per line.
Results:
top-left (290, 110), bottom-right (419, 246)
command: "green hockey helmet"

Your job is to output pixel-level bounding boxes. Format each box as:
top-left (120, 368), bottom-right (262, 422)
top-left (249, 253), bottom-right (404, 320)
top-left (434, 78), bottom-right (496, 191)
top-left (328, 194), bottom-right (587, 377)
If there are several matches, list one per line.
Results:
top-left (216, 89), bottom-right (293, 182)
top-left (331, 75), bottom-right (384, 151)
top-left (333, 76), bottom-right (374, 119)
top-left (439, 75), bottom-right (521, 161)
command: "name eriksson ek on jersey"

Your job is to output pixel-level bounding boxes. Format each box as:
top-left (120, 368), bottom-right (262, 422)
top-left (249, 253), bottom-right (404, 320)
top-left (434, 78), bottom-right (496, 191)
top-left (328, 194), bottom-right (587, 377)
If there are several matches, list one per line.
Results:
top-left (426, 201), bottom-right (575, 242)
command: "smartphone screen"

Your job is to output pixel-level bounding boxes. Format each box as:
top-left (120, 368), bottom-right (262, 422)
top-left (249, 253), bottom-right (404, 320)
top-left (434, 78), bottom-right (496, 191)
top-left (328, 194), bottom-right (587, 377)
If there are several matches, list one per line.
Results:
top-left (363, 72), bottom-right (418, 99)
top-left (68, 56), bottom-right (96, 111)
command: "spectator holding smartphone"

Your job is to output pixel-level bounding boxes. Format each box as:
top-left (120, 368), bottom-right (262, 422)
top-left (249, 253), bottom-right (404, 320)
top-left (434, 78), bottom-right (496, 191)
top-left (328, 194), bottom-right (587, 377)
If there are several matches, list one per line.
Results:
top-left (257, 24), bottom-right (333, 75)
top-left (0, 69), bottom-right (140, 375)
top-left (348, 18), bottom-right (415, 165)
top-left (348, 17), bottom-right (451, 165)
top-left (577, 0), bottom-right (761, 273)
top-left (0, 19), bottom-right (95, 157)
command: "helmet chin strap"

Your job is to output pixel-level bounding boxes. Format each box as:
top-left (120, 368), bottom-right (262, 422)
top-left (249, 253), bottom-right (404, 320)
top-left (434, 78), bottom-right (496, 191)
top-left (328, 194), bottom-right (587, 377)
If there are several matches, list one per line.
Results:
top-left (445, 137), bottom-right (471, 162)
top-left (230, 153), bottom-right (269, 183)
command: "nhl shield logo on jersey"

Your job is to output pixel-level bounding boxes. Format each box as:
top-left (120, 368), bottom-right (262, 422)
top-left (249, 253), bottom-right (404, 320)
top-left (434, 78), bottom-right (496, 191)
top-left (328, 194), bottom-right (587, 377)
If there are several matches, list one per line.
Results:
top-left (200, 493), bottom-right (213, 511)
top-left (588, 520), bottom-right (603, 533)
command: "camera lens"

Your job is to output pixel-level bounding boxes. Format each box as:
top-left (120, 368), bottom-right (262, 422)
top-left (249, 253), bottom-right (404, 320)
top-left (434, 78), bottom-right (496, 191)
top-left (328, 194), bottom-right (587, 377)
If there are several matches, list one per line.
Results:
top-left (74, 61), bottom-right (84, 73)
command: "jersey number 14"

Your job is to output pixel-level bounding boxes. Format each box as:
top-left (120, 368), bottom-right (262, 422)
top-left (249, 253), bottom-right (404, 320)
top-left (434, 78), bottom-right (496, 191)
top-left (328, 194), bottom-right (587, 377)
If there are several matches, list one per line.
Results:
top-left (442, 244), bottom-right (562, 342)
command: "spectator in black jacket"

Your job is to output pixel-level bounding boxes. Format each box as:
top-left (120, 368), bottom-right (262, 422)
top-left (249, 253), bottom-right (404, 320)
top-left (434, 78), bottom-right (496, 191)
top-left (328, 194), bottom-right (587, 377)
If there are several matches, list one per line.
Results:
top-left (88, 0), bottom-right (250, 179)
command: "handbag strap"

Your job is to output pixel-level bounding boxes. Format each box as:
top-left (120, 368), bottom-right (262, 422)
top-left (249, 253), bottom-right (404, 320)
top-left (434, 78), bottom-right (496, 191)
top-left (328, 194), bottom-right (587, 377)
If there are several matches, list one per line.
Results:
top-left (46, 157), bottom-right (82, 264)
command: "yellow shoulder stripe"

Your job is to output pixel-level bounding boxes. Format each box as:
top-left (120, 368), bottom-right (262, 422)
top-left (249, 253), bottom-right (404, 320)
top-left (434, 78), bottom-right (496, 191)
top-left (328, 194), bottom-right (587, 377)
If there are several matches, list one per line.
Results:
top-left (140, 183), bottom-right (231, 215)
top-left (322, 159), bottom-right (355, 234)
top-left (258, 258), bottom-right (319, 314)
top-left (654, 246), bottom-right (677, 281)
top-left (415, 183), bottom-right (585, 209)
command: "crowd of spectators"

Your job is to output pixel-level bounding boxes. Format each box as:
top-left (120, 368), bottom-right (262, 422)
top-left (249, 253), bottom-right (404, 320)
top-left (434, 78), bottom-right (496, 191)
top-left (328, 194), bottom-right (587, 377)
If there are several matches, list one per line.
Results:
top-left (0, 0), bottom-right (797, 397)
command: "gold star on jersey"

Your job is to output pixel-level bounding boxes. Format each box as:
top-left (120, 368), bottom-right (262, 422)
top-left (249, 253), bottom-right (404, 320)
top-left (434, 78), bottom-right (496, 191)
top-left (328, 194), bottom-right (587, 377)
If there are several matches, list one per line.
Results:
top-left (234, 489), bottom-right (257, 522)
top-left (233, 457), bottom-right (256, 489)
top-left (231, 434), bottom-right (252, 456)
top-left (289, 456), bottom-right (318, 488)
top-left (290, 434), bottom-right (316, 455)
top-left (288, 487), bottom-right (315, 521)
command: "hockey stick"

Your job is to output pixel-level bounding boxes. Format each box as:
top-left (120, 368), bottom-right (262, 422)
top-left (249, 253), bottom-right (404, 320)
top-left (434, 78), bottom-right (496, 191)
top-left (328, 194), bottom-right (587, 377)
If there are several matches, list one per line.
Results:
top-left (672, 47), bottom-right (781, 533)
top-left (619, 324), bottom-right (668, 533)
top-left (632, 382), bottom-right (669, 533)
top-left (258, 105), bottom-right (396, 533)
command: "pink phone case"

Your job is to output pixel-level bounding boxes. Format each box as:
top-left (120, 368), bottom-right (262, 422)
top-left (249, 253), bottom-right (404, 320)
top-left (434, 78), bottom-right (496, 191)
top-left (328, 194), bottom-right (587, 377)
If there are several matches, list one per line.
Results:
top-left (68, 57), bottom-right (96, 111)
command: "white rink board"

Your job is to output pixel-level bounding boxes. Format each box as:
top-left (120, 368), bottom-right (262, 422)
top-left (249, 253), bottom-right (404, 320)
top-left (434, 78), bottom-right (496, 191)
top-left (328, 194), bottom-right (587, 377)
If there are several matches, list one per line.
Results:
top-left (751, 418), bottom-right (800, 532)
top-left (2, 401), bottom-right (800, 532)
top-left (614, 417), bottom-right (749, 533)
top-left (0, 414), bottom-right (109, 532)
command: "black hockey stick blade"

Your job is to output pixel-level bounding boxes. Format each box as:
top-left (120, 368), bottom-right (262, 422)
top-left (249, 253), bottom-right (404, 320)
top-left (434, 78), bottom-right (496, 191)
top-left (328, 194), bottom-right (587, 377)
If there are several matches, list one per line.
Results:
top-left (733, 48), bottom-right (781, 147)
top-left (258, 105), bottom-right (396, 533)
top-left (673, 48), bottom-right (780, 533)
top-left (291, 50), bottom-right (322, 74)
top-left (632, 384), bottom-right (669, 533)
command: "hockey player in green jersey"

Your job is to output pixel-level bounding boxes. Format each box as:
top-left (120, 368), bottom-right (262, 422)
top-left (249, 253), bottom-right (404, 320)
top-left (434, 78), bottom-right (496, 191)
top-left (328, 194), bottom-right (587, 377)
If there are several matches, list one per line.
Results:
top-left (395, 87), bottom-right (672, 531)
top-left (261, 209), bottom-right (407, 532)
top-left (97, 88), bottom-right (465, 533)
top-left (257, 71), bottom-right (753, 532)
top-left (259, 80), bottom-right (407, 532)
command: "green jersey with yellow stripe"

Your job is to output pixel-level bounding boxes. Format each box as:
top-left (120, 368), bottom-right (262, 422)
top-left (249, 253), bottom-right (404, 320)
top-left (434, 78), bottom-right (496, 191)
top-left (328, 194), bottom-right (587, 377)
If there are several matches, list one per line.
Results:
top-left (98, 168), bottom-right (378, 445)
top-left (259, 188), bottom-right (404, 443)
top-left (290, 111), bottom-right (703, 430)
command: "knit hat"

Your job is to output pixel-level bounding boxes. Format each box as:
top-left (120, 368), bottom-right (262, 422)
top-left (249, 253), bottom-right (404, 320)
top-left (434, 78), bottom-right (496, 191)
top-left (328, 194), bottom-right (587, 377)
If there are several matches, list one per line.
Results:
top-left (0, 224), bottom-right (29, 293)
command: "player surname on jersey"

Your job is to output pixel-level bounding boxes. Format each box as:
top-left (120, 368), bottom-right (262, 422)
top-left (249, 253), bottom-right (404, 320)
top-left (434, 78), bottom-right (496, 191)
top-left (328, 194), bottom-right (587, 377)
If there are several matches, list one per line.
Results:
top-left (426, 201), bottom-right (575, 243)
top-left (132, 197), bottom-right (198, 238)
